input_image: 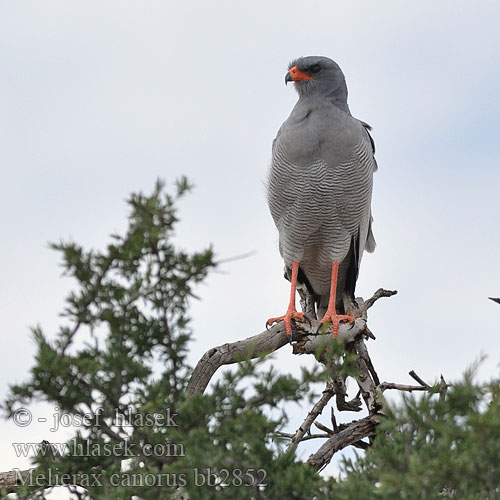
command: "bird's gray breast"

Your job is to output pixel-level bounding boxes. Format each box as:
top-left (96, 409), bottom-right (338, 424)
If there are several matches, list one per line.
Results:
top-left (267, 104), bottom-right (375, 294)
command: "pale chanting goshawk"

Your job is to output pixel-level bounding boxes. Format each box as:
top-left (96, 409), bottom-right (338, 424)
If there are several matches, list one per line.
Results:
top-left (267, 56), bottom-right (377, 337)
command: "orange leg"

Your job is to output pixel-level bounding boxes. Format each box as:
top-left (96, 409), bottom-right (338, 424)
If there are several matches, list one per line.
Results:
top-left (267, 261), bottom-right (308, 337)
top-left (318, 262), bottom-right (355, 337)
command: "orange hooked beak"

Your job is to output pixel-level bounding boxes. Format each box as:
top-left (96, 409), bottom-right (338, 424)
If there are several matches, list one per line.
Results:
top-left (285, 66), bottom-right (314, 85)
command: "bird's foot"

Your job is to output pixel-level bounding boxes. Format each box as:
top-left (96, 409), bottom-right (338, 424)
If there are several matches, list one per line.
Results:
top-left (266, 309), bottom-right (310, 337)
top-left (317, 311), bottom-right (355, 337)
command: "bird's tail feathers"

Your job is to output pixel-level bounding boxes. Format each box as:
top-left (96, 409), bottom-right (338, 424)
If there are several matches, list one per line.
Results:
top-left (365, 216), bottom-right (376, 253)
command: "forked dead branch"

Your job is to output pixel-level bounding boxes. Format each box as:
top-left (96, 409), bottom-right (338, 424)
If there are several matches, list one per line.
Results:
top-left (185, 287), bottom-right (445, 472)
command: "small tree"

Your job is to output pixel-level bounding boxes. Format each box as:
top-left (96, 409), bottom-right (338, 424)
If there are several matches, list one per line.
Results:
top-left (3, 180), bottom-right (339, 499)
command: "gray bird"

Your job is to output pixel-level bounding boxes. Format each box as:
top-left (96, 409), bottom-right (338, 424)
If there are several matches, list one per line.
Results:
top-left (266, 56), bottom-right (377, 337)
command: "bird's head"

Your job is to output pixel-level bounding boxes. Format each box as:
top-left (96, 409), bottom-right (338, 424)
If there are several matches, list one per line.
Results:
top-left (285, 56), bottom-right (348, 103)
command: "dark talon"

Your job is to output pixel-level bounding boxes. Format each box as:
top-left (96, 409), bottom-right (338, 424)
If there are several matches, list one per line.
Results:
top-left (347, 319), bottom-right (355, 330)
top-left (316, 322), bottom-right (325, 334)
top-left (266, 321), bottom-right (272, 332)
top-left (303, 314), bottom-right (312, 329)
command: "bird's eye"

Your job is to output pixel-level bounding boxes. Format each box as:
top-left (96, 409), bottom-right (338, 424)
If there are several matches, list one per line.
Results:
top-left (308, 64), bottom-right (321, 74)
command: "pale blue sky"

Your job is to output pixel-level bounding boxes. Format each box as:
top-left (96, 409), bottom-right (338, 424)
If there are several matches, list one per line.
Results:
top-left (1, 0), bottom-right (499, 491)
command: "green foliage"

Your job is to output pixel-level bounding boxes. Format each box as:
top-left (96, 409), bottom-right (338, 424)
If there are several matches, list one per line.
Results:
top-left (3, 180), bottom-right (343, 499)
top-left (331, 365), bottom-right (500, 500)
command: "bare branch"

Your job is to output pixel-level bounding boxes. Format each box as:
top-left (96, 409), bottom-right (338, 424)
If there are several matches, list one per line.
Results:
top-left (409, 370), bottom-right (431, 388)
top-left (274, 431), bottom-right (331, 442)
top-left (286, 380), bottom-right (336, 454)
top-left (379, 382), bottom-right (430, 392)
top-left (365, 288), bottom-right (398, 309)
top-left (214, 250), bottom-right (257, 265)
top-left (439, 374), bottom-right (450, 401)
top-left (314, 421), bottom-right (334, 435)
top-left (186, 322), bottom-right (290, 396)
top-left (186, 318), bottom-right (368, 396)
top-left (351, 339), bottom-right (379, 413)
top-left (355, 338), bottom-right (380, 385)
top-left (307, 415), bottom-right (379, 471)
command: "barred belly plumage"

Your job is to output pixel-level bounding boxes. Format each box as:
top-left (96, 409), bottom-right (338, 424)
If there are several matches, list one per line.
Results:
top-left (267, 141), bottom-right (374, 296)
